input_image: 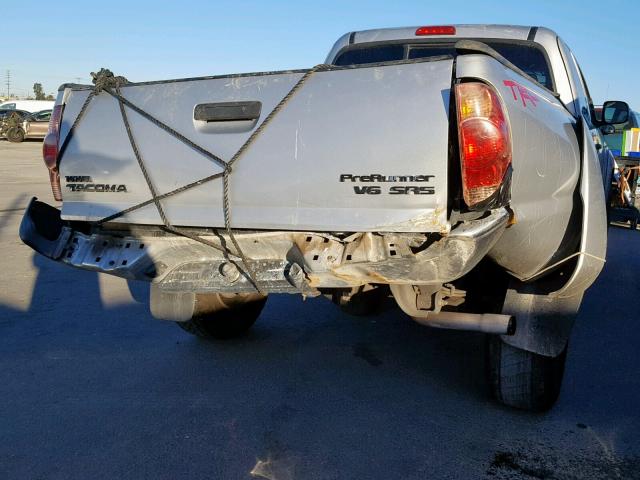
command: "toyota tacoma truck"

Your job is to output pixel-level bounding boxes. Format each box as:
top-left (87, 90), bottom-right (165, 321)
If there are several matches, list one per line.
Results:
top-left (20, 25), bottom-right (630, 411)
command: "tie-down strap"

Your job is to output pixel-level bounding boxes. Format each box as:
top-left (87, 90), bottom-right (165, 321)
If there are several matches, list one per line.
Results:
top-left (55, 66), bottom-right (330, 293)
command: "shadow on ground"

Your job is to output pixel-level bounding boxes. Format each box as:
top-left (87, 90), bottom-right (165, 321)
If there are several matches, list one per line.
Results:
top-left (0, 226), bottom-right (639, 479)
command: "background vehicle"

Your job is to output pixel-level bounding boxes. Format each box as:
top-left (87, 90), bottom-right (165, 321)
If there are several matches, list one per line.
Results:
top-left (0, 109), bottom-right (51, 142)
top-left (22, 110), bottom-right (52, 140)
top-left (0, 100), bottom-right (54, 112)
top-left (20, 25), bottom-right (629, 411)
top-left (0, 111), bottom-right (31, 142)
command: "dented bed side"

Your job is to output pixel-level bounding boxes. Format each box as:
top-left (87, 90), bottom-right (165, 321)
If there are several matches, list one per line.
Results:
top-left (454, 53), bottom-right (582, 280)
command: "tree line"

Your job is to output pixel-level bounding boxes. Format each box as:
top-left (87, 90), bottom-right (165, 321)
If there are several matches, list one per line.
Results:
top-left (30, 83), bottom-right (54, 101)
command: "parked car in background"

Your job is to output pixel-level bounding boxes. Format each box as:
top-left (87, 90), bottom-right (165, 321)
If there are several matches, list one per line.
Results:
top-left (0, 111), bottom-right (30, 142)
top-left (0, 109), bottom-right (51, 142)
top-left (0, 100), bottom-right (54, 113)
top-left (22, 110), bottom-right (52, 140)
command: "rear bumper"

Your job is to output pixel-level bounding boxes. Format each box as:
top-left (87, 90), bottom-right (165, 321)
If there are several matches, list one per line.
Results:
top-left (20, 197), bottom-right (509, 294)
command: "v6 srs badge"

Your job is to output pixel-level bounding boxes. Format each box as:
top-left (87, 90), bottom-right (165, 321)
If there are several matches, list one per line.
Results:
top-left (339, 173), bottom-right (436, 195)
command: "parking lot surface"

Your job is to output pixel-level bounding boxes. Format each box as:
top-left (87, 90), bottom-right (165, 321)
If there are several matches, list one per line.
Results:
top-left (1, 140), bottom-right (639, 479)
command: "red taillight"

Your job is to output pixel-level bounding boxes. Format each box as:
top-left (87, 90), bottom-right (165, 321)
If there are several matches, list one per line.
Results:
top-left (415, 26), bottom-right (456, 36)
top-left (43, 104), bottom-right (63, 201)
top-left (455, 82), bottom-right (512, 208)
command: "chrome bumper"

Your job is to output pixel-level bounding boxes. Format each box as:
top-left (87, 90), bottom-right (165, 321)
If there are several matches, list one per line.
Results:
top-left (20, 197), bottom-right (510, 294)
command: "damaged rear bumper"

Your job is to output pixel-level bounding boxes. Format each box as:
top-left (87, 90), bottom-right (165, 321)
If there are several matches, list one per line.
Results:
top-left (20, 197), bottom-right (509, 294)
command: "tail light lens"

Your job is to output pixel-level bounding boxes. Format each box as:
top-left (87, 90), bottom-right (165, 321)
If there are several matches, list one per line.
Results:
top-left (455, 82), bottom-right (512, 208)
top-left (43, 104), bottom-right (63, 201)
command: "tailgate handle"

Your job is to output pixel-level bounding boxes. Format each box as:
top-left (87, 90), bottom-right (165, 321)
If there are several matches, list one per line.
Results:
top-left (194, 101), bottom-right (262, 122)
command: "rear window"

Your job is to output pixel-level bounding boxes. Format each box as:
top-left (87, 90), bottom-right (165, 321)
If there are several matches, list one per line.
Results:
top-left (334, 45), bottom-right (404, 66)
top-left (334, 40), bottom-right (554, 91)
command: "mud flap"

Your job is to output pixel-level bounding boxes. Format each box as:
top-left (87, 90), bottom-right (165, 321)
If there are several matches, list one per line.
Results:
top-left (501, 118), bottom-right (607, 357)
top-left (150, 284), bottom-right (195, 322)
top-left (501, 286), bottom-right (582, 357)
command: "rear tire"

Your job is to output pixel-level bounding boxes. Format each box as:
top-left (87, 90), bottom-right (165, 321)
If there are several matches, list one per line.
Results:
top-left (486, 335), bottom-right (567, 412)
top-left (177, 292), bottom-right (267, 339)
top-left (6, 127), bottom-right (24, 143)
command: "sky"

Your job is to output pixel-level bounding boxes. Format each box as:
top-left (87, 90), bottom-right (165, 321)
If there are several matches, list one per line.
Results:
top-left (2, 0), bottom-right (638, 109)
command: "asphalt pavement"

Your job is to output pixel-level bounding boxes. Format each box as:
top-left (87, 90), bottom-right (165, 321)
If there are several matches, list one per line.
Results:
top-left (1, 140), bottom-right (639, 479)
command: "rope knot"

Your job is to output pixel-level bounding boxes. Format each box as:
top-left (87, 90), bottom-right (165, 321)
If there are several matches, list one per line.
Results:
top-left (90, 68), bottom-right (129, 93)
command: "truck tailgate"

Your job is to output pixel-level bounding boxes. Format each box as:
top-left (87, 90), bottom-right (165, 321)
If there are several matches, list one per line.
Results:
top-left (58, 58), bottom-right (453, 232)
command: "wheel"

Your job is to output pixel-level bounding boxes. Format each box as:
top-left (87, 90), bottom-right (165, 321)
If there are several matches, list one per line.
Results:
top-left (6, 127), bottom-right (25, 143)
top-left (177, 292), bottom-right (267, 339)
top-left (486, 335), bottom-right (567, 412)
top-left (331, 285), bottom-right (388, 316)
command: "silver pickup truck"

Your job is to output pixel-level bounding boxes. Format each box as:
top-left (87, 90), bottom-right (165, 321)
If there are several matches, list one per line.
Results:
top-left (20, 25), bottom-right (630, 411)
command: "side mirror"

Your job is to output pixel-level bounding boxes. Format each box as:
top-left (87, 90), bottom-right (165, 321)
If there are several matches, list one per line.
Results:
top-left (602, 100), bottom-right (630, 125)
top-left (601, 124), bottom-right (615, 135)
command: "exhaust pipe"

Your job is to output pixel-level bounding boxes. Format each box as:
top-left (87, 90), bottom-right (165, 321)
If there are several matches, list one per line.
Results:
top-left (411, 312), bottom-right (516, 335)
